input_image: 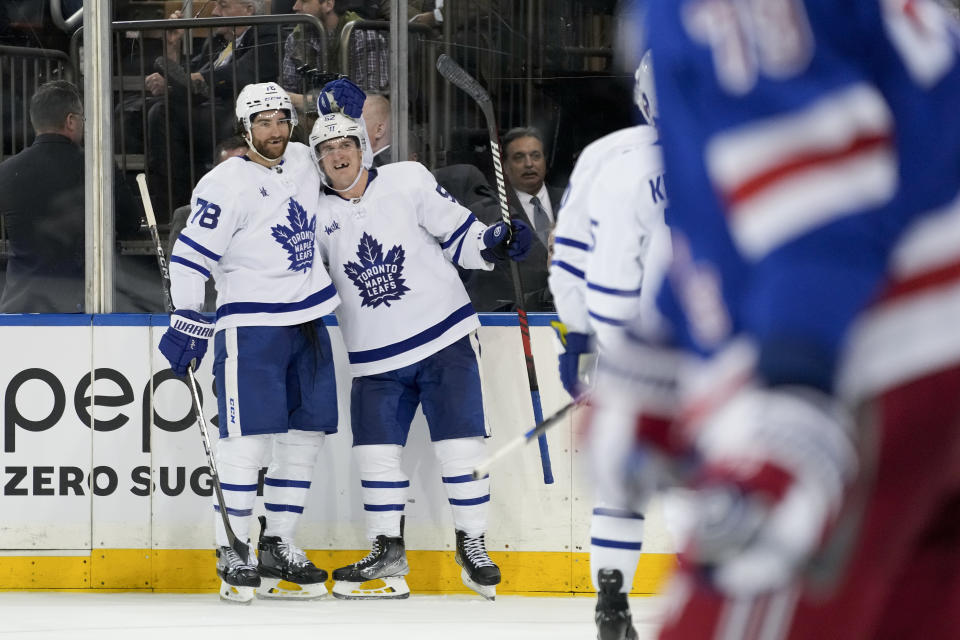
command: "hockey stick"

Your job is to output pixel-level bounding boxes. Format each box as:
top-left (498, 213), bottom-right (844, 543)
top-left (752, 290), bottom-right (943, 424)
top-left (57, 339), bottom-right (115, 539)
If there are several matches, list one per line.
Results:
top-left (135, 173), bottom-right (249, 560)
top-left (471, 400), bottom-right (577, 479)
top-left (437, 53), bottom-right (554, 484)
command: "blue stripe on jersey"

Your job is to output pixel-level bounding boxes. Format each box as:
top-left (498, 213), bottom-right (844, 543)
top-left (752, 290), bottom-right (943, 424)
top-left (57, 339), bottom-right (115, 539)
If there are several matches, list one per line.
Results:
top-left (591, 537), bottom-right (643, 550)
top-left (587, 281), bottom-right (642, 297)
top-left (449, 494), bottom-right (490, 506)
top-left (441, 214), bottom-right (478, 249)
top-left (171, 255), bottom-right (211, 279)
top-left (593, 507), bottom-right (645, 520)
top-left (220, 482), bottom-right (258, 492)
top-left (551, 260), bottom-right (585, 280)
top-left (588, 310), bottom-right (626, 326)
top-left (442, 474), bottom-right (485, 483)
top-left (364, 503), bottom-right (405, 512)
top-left (348, 302), bottom-right (475, 364)
top-left (361, 479), bottom-right (411, 488)
top-left (213, 505), bottom-right (253, 516)
top-left (554, 236), bottom-right (590, 251)
top-left (452, 235), bottom-right (467, 265)
top-left (263, 478), bottom-right (311, 489)
top-left (177, 232), bottom-right (222, 262)
top-left (217, 283), bottom-right (338, 320)
top-left (264, 503), bottom-right (305, 513)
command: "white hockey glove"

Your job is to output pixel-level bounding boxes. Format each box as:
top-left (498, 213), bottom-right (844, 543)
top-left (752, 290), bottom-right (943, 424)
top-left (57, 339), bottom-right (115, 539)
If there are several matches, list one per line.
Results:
top-left (684, 386), bottom-right (857, 596)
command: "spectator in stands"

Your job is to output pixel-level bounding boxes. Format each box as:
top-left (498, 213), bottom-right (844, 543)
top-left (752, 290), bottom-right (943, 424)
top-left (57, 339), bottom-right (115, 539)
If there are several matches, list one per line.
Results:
top-left (464, 126), bottom-right (561, 311)
top-left (145, 0), bottom-right (280, 219)
top-left (362, 93), bottom-right (392, 166)
top-left (165, 135), bottom-right (248, 312)
top-left (281, 0), bottom-right (364, 126)
top-left (0, 81), bottom-right (142, 313)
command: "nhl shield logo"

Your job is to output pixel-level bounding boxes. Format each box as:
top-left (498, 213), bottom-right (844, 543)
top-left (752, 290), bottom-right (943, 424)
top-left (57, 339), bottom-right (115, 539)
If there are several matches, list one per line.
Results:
top-left (271, 198), bottom-right (316, 273)
top-left (343, 232), bottom-right (410, 308)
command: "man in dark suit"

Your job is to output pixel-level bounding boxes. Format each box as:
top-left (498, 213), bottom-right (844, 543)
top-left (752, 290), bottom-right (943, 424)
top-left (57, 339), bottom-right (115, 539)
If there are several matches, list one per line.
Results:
top-left (0, 81), bottom-right (142, 312)
top-left (465, 126), bottom-right (564, 311)
top-left (145, 0), bottom-right (281, 218)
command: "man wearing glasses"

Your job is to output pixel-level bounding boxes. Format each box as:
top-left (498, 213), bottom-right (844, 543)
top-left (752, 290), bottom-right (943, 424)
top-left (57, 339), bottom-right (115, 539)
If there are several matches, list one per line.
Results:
top-left (160, 82), bottom-right (340, 604)
top-left (0, 80), bottom-right (142, 312)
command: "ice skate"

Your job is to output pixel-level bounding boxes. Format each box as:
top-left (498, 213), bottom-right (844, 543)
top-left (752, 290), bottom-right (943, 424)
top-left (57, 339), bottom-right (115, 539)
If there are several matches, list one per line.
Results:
top-left (331, 534), bottom-right (410, 599)
top-left (255, 517), bottom-right (328, 600)
top-left (595, 569), bottom-right (638, 640)
top-left (455, 530), bottom-right (500, 601)
top-left (216, 544), bottom-right (260, 604)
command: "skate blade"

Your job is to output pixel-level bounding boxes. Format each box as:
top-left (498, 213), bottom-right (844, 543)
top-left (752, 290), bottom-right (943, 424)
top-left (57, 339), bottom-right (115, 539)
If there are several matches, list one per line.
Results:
top-left (460, 568), bottom-right (496, 601)
top-left (332, 577), bottom-right (410, 600)
top-left (256, 577), bottom-right (328, 600)
top-left (219, 582), bottom-right (256, 604)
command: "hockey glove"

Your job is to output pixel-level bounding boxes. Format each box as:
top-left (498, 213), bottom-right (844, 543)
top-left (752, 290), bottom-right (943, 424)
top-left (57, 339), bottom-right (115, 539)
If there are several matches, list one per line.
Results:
top-left (317, 77), bottom-right (366, 118)
top-left (481, 220), bottom-right (532, 262)
top-left (550, 320), bottom-right (593, 398)
top-left (159, 310), bottom-right (214, 377)
top-left (684, 385), bottom-right (857, 596)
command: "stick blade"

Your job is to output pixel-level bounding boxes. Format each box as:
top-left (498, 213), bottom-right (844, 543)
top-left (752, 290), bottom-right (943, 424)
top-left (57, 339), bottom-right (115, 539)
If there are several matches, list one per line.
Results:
top-left (436, 53), bottom-right (491, 106)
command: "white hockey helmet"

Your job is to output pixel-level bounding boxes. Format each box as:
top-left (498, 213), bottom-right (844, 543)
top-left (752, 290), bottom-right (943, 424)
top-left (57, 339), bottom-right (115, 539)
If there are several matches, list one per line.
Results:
top-left (634, 50), bottom-right (658, 128)
top-left (235, 82), bottom-right (297, 134)
top-left (309, 112), bottom-right (369, 164)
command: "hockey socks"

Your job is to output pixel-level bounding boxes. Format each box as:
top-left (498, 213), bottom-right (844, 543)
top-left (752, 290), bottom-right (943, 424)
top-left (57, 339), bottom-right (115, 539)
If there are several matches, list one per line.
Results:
top-left (262, 430), bottom-right (325, 539)
top-left (590, 505), bottom-right (645, 593)
top-left (355, 444), bottom-right (408, 537)
top-left (213, 434), bottom-right (270, 548)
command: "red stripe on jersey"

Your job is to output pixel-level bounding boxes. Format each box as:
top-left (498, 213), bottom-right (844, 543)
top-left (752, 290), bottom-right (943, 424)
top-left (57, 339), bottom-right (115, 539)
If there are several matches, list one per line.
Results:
top-left (874, 256), bottom-right (960, 306)
top-left (725, 132), bottom-right (892, 210)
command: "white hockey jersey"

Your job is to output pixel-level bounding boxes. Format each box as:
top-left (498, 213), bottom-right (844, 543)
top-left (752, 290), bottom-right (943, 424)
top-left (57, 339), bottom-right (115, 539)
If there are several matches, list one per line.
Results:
top-left (169, 142), bottom-right (340, 330)
top-left (316, 161), bottom-right (494, 376)
top-left (549, 125), bottom-right (671, 352)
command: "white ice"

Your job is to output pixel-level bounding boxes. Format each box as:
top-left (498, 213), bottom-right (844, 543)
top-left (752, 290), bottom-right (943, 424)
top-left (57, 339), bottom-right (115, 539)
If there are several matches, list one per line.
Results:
top-left (0, 592), bottom-right (666, 640)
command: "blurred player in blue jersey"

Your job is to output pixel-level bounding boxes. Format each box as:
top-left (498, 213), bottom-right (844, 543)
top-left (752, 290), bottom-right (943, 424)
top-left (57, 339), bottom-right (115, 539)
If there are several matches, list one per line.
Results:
top-left (159, 82), bottom-right (340, 604)
top-left (593, 1), bottom-right (960, 638)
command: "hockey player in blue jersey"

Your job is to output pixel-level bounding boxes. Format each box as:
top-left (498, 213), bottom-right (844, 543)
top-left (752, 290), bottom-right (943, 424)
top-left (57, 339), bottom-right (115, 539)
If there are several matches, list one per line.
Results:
top-left (549, 52), bottom-right (672, 640)
top-left (306, 79), bottom-right (530, 601)
top-left (590, 1), bottom-right (960, 638)
top-left (159, 82), bottom-right (340, 604)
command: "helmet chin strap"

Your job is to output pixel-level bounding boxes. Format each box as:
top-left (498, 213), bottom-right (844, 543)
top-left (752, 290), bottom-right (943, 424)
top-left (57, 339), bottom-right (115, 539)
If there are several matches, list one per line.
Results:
top-left (243, 131), bottom-right (284, 168)
top-left (324, 164), bottom-right (364, 193)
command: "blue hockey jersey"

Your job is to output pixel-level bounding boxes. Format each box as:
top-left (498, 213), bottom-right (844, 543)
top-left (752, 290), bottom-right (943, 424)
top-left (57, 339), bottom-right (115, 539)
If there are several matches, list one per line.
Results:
top-left (644, 0), bottom-right (960, 398)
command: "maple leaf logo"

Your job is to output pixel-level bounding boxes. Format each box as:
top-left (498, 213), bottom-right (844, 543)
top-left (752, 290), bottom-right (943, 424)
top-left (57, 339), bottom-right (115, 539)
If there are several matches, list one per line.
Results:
top-left (343, 232), bottom-right (410, 308)
top-left (271, 198), bottom-right (316, 273)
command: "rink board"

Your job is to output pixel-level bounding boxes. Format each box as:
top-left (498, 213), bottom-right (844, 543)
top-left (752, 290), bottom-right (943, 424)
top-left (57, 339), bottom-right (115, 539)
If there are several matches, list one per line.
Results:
top-left (0, 314), bottom-right (678, 594)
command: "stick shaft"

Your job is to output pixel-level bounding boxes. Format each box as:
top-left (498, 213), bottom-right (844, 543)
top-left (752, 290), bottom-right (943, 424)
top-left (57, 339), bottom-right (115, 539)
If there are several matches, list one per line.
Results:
top-left (136, 174), bottom-right (248, 558)
top-left (436, 54), bottom-right (554, 484)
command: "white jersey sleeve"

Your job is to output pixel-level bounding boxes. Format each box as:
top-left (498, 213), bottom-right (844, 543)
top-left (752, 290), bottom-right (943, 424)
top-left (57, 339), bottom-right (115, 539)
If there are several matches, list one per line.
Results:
top-left (549, 181), bottom-right (591, 334)
top-left (170, 168), bottom-right (246, 312)
top-left (411, 162), bottom-right (493, 271)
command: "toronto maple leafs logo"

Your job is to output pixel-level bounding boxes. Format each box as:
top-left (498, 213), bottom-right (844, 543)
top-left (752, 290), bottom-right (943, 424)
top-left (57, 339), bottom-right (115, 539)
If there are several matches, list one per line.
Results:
top-left (343, 233), bottom-right (410, 308)
top-left (271, 198), bottom-right (316, 273)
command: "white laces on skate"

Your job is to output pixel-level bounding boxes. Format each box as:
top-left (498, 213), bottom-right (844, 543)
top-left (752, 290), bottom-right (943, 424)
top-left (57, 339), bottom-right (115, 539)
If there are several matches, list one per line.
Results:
top-left (355, 538), bottom-right (382, 567)
top-left (463, 535), bottom-right (495, 568)
top-left (222, 547), bottom-right (256, 570)
top-left (277, 539), bottom-right (310, 568)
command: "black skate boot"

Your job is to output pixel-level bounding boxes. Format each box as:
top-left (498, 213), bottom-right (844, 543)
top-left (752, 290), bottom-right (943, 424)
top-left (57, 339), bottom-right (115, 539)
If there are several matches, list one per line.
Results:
top-left (255, 516), bottom-right (328, 600)
top-left (455, 530), bottom-right (501, 601)
top-left (595, 569), bottom-right (638, 640)
top-left (216, 544), bottom-right (260, 604)
top-left (331, 534), bottom-right (410, 599)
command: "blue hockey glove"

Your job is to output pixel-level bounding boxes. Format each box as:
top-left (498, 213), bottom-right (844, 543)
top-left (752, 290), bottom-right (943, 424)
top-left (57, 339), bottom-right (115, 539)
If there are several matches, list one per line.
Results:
top-left (317, 77), bottom-right (366, 118)
top-left (159, 310), bottom-right (214, 376)
top-left (481, 219), bottom-right (532, 262)
top-left (550, 320), bottom-right (592, 397)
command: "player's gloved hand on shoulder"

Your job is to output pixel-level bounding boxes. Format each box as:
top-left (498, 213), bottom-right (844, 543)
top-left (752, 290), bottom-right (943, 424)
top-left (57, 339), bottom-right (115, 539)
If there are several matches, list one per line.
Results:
top-left (683, 385), bottom-right (856, 597)
top-left (317, 77), bottom-right (366, 118)
top-left (481, 219), bottom-right (531, 262)
top-left (159, 310), bottom-right (214, 376)
top-left (550, 320), bottom-right (592, 398)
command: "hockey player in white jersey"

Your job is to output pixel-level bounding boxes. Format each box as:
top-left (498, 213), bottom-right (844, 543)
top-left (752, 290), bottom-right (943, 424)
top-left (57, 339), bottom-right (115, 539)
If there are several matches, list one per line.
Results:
top-left (548, 53), bottom-right (672, 640)
top-left (159, 82), bottom-right (341, 604)
top-left (306, 79), bottom-right (531, 601)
